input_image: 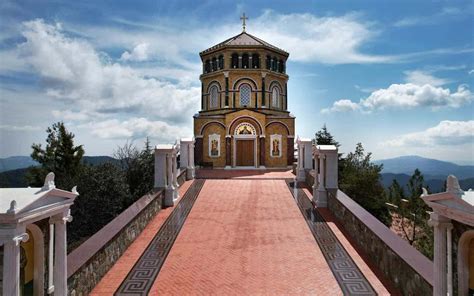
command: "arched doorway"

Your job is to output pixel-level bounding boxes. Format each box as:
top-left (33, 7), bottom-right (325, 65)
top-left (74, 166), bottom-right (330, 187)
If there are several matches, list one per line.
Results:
top-left (233, 122), bottom-right (257, 167)
top-left (458, 230), bottom-right (474, 296)
top-left (20, 224), bottom-right (45, 296)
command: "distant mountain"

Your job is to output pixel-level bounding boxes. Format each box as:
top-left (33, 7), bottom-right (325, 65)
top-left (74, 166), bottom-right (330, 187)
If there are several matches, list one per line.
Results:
top-left (374, 155), bottom-right (474, 179)
top-left (0, 155), bottom-right (120, 173)
top-left (380, 173), bottom-right (474, 193)
top-left (0, 156), bottom-right (38, 172)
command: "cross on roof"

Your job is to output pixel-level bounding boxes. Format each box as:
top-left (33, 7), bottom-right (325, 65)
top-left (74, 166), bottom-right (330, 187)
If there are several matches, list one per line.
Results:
top-left (240, 13), bottom-right (248, 32)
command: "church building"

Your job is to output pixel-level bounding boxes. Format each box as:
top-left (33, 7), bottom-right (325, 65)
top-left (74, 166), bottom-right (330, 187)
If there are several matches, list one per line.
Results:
top-left (193, 15), bottom-right (295, 168)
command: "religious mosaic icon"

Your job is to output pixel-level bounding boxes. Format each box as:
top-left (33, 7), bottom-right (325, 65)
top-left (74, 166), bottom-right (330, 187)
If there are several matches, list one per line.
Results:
top-left (209, 134), bottom-right (220, 157)
top-left (270, 134), bottom-right (282, 157)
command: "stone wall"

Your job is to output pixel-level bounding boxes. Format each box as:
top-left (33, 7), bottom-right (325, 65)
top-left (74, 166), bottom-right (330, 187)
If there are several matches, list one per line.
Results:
top-left (67, 169), bottom-right (188, 295)
top-left (305, 170), bottom-right (433, 295)
top-left (67, 189), bottom-right (164, 296)
top-left (327, 190), bottom-right (433, 295)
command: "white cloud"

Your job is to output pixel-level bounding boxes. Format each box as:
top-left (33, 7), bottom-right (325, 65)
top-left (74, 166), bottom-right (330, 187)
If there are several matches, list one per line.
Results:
top-left (86, 118), bottom-right (191, 141)
top-left (323, 83), bottom-right (473, 113)
top-left (394, 6), bottom-right (465, 27)
top-left (321, 99), bottom-right (359, 114)
top-left (251, 11), bottom-right (391, 64)
top-left (0, 124), bottom-right (41, 131)
top-left (120, 42), bottom-right (150, 61)
top-left (71, 10), bottom-right (393, 65)
top-left (469, 69), bottom-right (474, 75)
top-left (404, 70), bottom-right (449, 87)
top-left (381, 120), bottom-right (474, 147)
top-left (19, 19), bottom-right (200, 122)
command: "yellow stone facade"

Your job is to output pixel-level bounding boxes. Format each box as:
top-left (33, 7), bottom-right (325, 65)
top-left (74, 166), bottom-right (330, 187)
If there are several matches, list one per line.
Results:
top-left (193, 31), bottom-right (295, 168)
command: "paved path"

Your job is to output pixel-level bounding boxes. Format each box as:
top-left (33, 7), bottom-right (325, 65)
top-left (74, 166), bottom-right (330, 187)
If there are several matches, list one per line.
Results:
top-left (92, 172), bottom-right (395, 295)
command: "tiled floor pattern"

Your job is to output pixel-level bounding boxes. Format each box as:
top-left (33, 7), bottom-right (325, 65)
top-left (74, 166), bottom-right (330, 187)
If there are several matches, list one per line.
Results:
top-left (286, 180), bottom-right (376, 295)
top-left (115, 180), bottom-right (205, 295)
top-left (90, 180), bottom-right (194, 295)
top-left (149, 179), bottom-right (342, 295)
top-left (92, 172), bottom-right (397, 295)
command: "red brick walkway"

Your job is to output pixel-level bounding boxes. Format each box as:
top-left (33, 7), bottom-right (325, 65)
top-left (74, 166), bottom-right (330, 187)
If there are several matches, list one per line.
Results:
top-left (92, 172), bottom-right (394, 295)
top-left (150, 179), bottom-right (341, 295)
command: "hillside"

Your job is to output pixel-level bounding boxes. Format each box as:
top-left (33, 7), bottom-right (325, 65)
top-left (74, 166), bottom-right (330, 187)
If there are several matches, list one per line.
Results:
top-left (381, 173), bottom-right (474, 193)
top-left (0, 156), bottom-right (121, 188)
top-left (375, 155), bottom-right (474, 179)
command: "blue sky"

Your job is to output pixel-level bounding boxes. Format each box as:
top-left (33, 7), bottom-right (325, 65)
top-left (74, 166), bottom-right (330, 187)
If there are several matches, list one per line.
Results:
top-left (0, 0), bottom-right (473, 163)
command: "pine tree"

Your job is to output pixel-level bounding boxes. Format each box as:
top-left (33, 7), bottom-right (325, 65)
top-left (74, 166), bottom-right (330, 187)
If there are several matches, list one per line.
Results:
top-left (339, 143), bottom-right (391, 225)
top-left (28, 122), bottom-right (84, 189)
top-left (315, 124), bottom-right (340, 147)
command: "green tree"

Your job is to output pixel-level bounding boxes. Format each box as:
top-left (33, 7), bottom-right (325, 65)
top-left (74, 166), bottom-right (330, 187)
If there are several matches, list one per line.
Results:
top-left (315, 124), bottom-right (340, 147)
top-left (28, 122), bottom-right (84, 189)
top-left (339, 143), bottom-right (391, 226)
top-left (114, 138), bottom-right (154, 204)
top-left (68, 163), bottom-right (131, 245)
top-left (386, 169), bottom-right (433, 259)
top-left (387, 179), bottom-right (405, 204)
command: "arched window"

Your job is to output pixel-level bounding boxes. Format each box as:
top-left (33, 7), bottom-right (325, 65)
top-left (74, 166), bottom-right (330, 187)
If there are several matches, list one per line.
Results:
top-left (272, 57), bottom-right (277, 71)
top-left (209, 85), bottom-right (219, 108)
top-left (231, 53), bottom-right (239, 68)
top-left (212, 57), bottom-right (217, 71)
top-left (204, 60), bottom-right (210, 73)
top-left (239, 84), bottom-right (251, 107)
top-left (218, 55), bottom-right (224, 69)
top-left (266, 55), bottom-right (271, 70)
top-left (278, 59), bottom-right (284, 73)
top-left (242, 53), bottom-right (249, 69)
top-left (252, 54), bottom-right (260, 68)
top-left (272, 87), bottom-right (279, 108)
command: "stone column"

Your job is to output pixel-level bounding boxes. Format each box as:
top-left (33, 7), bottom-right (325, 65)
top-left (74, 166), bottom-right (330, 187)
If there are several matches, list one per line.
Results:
top-left (259, 135), bottom-right (265, 168)
top-left (179, 140), bottom-right (189, 171)
top-left (165, 153), bottom-right (177, 206)
top-left (428, 212), bottom-right (452, 296)
top-left (296, 139), bottom-right (306, 181)
top-left (302, 139), bottom-right (312, 170)
top-left (51, 211), bottom-right (72, 296)
top-left (188, 139), bottom-right (195, 179)
top-left (172, 148), bottom-right (180, 200)
top-left (2, 231), bottom-right (29, 296)
top-left (312, 150), bottom-right (319, 203)
top-left (316, 154), bottom-right (327, 207)
top-left (225, 136), bottom-right (231, 169)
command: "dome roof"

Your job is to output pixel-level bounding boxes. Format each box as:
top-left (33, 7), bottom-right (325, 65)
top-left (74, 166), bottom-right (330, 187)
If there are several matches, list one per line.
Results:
top-left (200, 31), bottom-right (288, 56)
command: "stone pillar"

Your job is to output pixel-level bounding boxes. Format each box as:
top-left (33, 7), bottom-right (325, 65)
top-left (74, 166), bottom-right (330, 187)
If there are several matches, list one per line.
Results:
top-left (172, 148), bottom-right (180, 201)
top-left (225, 136), bottom-right (231, 169)
top-left (259, 135), bottom-right (265, 168)
top-left (51, 211), bottom-right (72, 296)
top-left (180, 138), bottom-right (195, 180)
top-left (287, 137), bottom-right (294, 166)
top-left (315, 154), bottom-right (327, 207)
top-left (296, 138), bottom-right (306, 181)
top-left (325, 149), bottom-right (339, 190)
top-left (301, 139), bottom-right (312, 170)
top-left (165, 153), bottom-right (176, 206)
top-left (312, 150), bottom-right (319, 203)
top-left (155, 145), bottom-right (177, 206)
top-left (179, 140), bottom-right (189, 171)
top-left (428, 212), bottom-right (452, 296)
top-left (2, 231), bottom-right (29, 296)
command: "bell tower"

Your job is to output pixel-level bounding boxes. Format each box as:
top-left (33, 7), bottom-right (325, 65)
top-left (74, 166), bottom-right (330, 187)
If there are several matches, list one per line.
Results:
top-left (194, 15), bottom-right (295, 168)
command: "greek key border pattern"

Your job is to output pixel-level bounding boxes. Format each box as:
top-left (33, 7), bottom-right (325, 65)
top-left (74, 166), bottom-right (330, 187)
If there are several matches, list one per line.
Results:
top-left (115, 180), bottom-right (206, 295)
top-left (285, 180), bottom-right (377, 296)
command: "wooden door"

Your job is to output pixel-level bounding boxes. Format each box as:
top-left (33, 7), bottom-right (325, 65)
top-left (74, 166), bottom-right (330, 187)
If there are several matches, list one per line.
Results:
top-left (236, 140), bottom-right (254, 166)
